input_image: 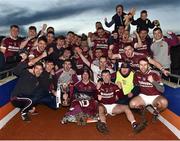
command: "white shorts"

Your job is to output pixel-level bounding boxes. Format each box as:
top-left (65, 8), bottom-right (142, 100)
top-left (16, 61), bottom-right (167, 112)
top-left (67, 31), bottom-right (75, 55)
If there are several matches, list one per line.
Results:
top-left (139, 93), bottom-right (159, 106)
top-left (103, 104), bottom-right (117, 116)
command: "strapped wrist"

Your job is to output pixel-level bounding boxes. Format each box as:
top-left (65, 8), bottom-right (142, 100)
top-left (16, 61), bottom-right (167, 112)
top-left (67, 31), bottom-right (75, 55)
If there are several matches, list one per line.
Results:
top-left (160, 67), bottom-right (165, 71)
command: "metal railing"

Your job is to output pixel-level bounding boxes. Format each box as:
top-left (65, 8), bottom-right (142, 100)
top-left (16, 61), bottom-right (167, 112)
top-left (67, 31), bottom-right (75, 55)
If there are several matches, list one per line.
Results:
top-left (168, 73), bottom-right (180, 85)
top-left (0, 68), bottom-right (14, 80)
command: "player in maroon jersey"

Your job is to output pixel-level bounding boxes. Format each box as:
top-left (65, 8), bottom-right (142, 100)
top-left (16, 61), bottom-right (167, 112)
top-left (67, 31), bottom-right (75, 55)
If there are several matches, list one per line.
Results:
top-left (129, 58), bottom-right (168, 120)
top-left (20, 26), bottom-right (37, 51)
top-left (0, 25), bottom-right (22, 69)
top-left (96, 70), bottom-right (146, 134)
top-left (94, 21), bottom-right (110, 37)
top-left (117, 25), bottom-right (125, 40)
top-left (29, 36), bottom-right (47, 59)
top-left (73, 69), bottom-right (97, 99)
top-left (92, 27), bottom-right (109, 57)
top-left (73, 69), bottom-right (98, 116)
top-left (108, 44), bottom-right (169, 76)
top-left (61, 69), bottom-right (98, 125)
top-left (65, 31), bottom-right (74, 48)
top-left (133, 28), bottom-right (152, 56)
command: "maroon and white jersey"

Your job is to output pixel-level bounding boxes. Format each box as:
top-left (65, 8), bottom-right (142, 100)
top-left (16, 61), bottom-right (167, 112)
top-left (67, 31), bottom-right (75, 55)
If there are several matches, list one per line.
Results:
top-left (117, 37), bottom-right (135, 53)
top-left (67, 98), bottom-right (98, 116)
top-left (120, 52), bottom-right (147, 71)
top-left (75, 56), bottom-right (84, 69)
top-left (134, 69), bottom-right (162, 96)
top-left (134, 39), bottom-right (151, 56)
top-left (93, 36), bottom-right (109, 56)
top-left (120, 40), bottom-right (135, 53)
top-left (1, 37), bottom-right (22, 58)
top-left (110, 41), bottom-right (123, 54)
top-left (29, 47), bottom-right (43, 58)
top-left (94, 31), bottom-right (110, 37)
top-left (73, 56), bottom-right (86, 75)
top-left (24, 38), bottom-right (36, 51)
top-left (74, 80), bottom-right (97, 99)
top-left (98, 82), bottom-right (124, 104)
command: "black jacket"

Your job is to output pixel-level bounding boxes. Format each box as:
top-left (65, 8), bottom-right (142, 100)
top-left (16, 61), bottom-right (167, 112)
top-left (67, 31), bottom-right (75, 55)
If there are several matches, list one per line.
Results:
top-left (131, 18), bottom-right (155, 32)
top-left (105, 13), bottom-right (127, 31)
top-left (11, 62), bottom-right (40, 97)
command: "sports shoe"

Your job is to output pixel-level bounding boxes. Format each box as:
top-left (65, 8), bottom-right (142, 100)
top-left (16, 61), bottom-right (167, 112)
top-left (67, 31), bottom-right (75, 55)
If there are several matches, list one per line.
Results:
top-left (132, 121), bottom-right (147, 133)
top-left (152, 110), bottom-right (159, 122)
top-left (21, 113), bottom-right (31, 122)
top-left (96, 121), bottom-right (109, 134)
top-left (29, 107), bottom-right (39, 115)
top-left (30, 110), bottom-right (39, 116)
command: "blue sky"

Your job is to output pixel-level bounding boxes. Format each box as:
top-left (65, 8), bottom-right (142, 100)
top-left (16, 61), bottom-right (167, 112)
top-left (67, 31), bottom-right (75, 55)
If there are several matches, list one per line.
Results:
top-left (0, 0), bottom-right (180, 36)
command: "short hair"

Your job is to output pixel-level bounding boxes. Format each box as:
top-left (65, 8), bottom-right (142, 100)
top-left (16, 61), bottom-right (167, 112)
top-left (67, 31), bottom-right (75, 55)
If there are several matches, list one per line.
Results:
top-left (116, 4), bottom-right (124, 11)
top-left (38, 36), bottom-right (47, 43)
top-left (81, 33), bottom-right (88, 41)
top-left (63, 59), bottom-right (72, 64)
top-left (97, 27), bottom-right (104, 31)
top-left (67, 31), bottom-right (74, 35)
top-left (138, 57), bottom-right (149, 64)
top-left (57, 35), bottom-right (65, 40)
top-left (63, 48), bottom-right (71, 53)
top-left (101, 69), bottom-right (110, 75)
top-left (29, 26), bottom-right (37, 32)
top-left (95, 48), bottom-right (103, 51)
top-left (118, 25), bottom-right (125, 29)
top-left (45, 59), bottom-right (54, 64)
top-left (10, 25), bottom-right (19, 29)
top-left (112, 30), bottom-right (118, 34)
top-left (153, 27), bottom-right (162, 33)
top-left (47, 26), bottom-right (54, 32)
top-left (47, 31), bottom-right (55, 36)
top-left (99, 56), bottom-right (107, 60)
top-left (141, 10), bottom-right (147, 14)
top-left (82, 68), bottom-right (91, 77)
top-left (124, 43), bottom-right (134, 49)
top-left (34, 61), bottom-right (44, 68)
top-left (138, 28), bottom-right (149, 33)
top-left (96, 21), bottom-right (102, 25)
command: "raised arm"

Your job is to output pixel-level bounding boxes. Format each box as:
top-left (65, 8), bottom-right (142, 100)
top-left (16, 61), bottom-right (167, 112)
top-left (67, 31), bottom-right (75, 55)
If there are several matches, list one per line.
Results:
top-left (134, 31), bottom-right (143, 48)
top-left (20, 37), bottom-right (34, 49)
top-left (104, 17), bottom-right (115, 28)
top-left (75, 47), bottom-right (91, 67)
top-left (33, 24), bottom-right (47, 47)
top-left (28, 51), bottom-right (47, 66)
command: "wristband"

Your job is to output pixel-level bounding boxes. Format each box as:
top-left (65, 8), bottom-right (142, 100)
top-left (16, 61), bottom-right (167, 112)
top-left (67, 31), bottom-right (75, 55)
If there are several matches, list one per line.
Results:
top-left (160, 67), bottom-right (165, 71)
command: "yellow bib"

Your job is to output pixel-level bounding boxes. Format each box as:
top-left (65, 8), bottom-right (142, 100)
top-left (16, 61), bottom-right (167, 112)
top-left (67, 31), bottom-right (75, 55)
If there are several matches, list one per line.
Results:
top-left (115, 71), bottom-right (134, 95)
